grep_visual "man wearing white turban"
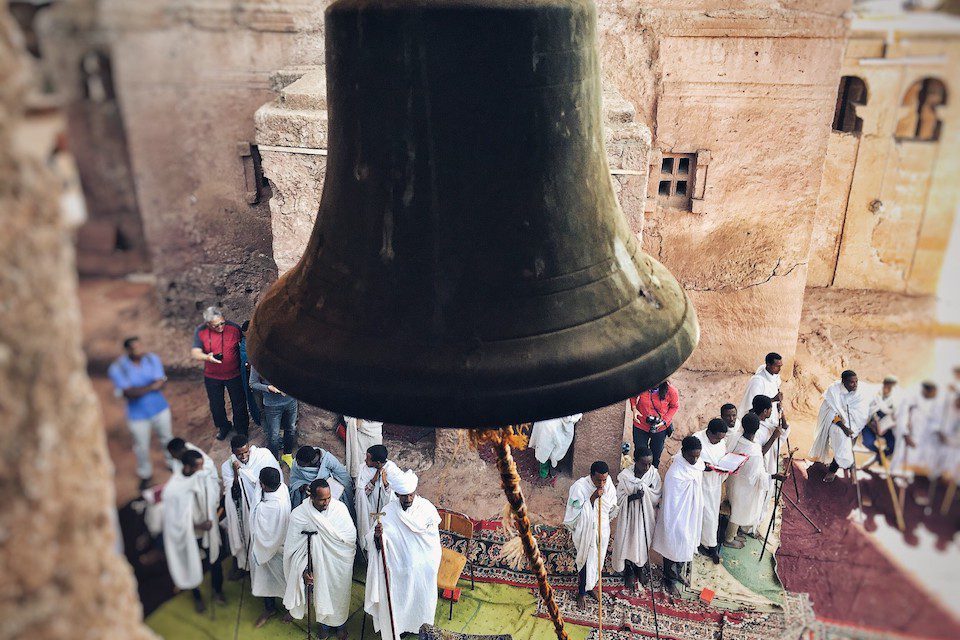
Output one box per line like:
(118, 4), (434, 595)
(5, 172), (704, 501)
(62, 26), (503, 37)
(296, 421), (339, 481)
(365, 469), (442, 637)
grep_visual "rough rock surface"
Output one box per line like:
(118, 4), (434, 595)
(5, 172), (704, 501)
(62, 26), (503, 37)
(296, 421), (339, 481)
(0, 10), (155, 639)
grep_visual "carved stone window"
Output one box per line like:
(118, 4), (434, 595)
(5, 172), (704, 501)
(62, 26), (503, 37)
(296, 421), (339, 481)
(657, 153), (696, 210)
(896, 78), (947, 142)
(832, 76), (867, 134)
(646, 149), (711, 214)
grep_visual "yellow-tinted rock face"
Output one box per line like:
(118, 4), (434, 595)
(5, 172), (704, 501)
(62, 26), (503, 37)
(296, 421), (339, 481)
(811, 13), (960, 296)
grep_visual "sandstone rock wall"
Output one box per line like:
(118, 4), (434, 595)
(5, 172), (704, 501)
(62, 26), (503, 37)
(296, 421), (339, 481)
(597, 0), (852, 374)
(96, 0), (335, 323)
(0, 9), (155, 639)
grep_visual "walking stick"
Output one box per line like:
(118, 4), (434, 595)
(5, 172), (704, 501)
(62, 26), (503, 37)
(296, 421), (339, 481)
(844, 403), (865, 522)
(782, 494), (821, 533)
(942, 480), (958, 516)
(197, 480), (216, 621)
(233, 483), (249, 640)
(638, 496), (660, 640)
(373, 512), (398, 640)
(362, 473), (385, 640)
(596, 493), (603, 640)
(874, 433), (906, 531)
(303, 530), (318, 640)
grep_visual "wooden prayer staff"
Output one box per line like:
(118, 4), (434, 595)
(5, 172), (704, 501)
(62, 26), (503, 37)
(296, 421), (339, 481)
(373, 510), (399, 640)
(638, 497), (661, 639)
(942, 480), (958, 516)
(875, 437), (906, 531)
(596, 495), (603, 640)
(844, 404), (865, 522)
(476, 427), (569, 640)
(303, 530), (318, 640)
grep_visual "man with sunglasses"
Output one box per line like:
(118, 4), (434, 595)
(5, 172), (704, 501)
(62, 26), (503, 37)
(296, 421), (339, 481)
(191, 306), (249, 440)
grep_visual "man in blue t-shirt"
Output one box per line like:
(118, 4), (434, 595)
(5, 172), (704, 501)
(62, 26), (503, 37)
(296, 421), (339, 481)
(108, 336), (173, 489)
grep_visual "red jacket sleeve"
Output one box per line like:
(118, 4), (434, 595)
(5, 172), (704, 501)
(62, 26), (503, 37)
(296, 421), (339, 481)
(661, 386), (680, 425)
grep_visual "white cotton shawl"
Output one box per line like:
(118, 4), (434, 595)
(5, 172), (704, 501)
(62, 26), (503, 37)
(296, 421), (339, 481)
(651, 452), (704, 563)
(221, 446), (281, 569)
(612, 466), (661, 571)
(694, 429), (727, 547)
(364, 496), (442, 636)
(562, 475), (619, 592)
(283, 500), (357, 626)
(809, 381), (869, 469)
(726, 437), (769, 527)
(162, 470), (220, 590)
(529, 414), (582, 466)
(345, 417), (384, 480)
(250, 483), (291, 598)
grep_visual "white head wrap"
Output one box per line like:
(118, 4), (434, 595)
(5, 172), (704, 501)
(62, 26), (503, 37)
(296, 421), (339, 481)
(392, 469), (419, 495)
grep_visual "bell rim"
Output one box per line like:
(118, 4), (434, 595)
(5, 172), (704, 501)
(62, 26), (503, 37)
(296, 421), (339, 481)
(248, 290), (698, 429)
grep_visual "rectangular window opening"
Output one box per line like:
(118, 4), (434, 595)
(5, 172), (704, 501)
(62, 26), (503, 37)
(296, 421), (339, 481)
(660, 157), (674, 174)
(658, 180), (671, 196)
(677, 157), (690, 174)
(676, 180), (687, 196)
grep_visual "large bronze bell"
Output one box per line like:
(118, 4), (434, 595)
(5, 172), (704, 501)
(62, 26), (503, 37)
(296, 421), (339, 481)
(248, 0), (698, 428)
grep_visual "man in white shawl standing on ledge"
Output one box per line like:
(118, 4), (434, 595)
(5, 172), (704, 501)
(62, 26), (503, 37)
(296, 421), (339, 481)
(612, 447), (661, 593)
(652, 437), (704, 595)
(529, 413), (583, 479)
(563, 460), (619, 610)
(162, 450), (225, 612)
(284, 478), (357, 640)
(222, 434), (281, 576)
(356, 444), (404, 553)
(250, 467), (291, 628)
(366, 469), (442, 638)
(345, 416), (384, 480)
(730, 352), (784, 450)
(809, 370), (869, 484)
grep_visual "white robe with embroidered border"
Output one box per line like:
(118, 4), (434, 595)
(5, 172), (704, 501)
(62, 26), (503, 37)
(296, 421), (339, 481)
(809, 381), (869, 469)
(529, 414), (583, 467)
(355, 460), (403, 552)
(364, 496), (442, 637)
(250, 484), (291, 598)
(563, 475), (619, 591)
(345, 417), (384, 480)
(694, 430), (727, 547)
(612, 466), (661, 571)
(651, 452), (704, 563)
(727, 437), (770, 527)
(283, 500), (357, 626)
(161, 469), (221, 590)
(221, 446), (281, 569)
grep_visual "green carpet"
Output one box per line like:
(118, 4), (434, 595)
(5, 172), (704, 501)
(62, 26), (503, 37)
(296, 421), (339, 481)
(146, 570), (592, 640)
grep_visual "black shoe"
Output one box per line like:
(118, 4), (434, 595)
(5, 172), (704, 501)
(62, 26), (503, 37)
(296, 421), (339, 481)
(138, 477), (153, 491)
(215, 427), (230, 441)
(228, 566), (246, 581)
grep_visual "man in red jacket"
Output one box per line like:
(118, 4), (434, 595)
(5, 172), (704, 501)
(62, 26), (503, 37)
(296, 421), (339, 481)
(629, 380), (680, 468)
(191, 306), (249, 440)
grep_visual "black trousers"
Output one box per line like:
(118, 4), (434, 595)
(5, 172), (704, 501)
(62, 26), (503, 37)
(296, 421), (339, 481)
(577, 566), (588, 596)
(633, 427), (669, 468)
(204, 375), (249, 436)
(263, 597), (276, 613)
(191, 554), (224, 599)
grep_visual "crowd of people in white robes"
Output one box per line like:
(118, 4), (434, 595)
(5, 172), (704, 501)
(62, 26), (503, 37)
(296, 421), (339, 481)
(147, 349), (960, 632)
(155, 419), (442, 637)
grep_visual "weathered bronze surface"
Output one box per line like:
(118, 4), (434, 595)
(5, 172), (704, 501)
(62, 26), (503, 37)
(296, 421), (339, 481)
(249, 0), (698, 428)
